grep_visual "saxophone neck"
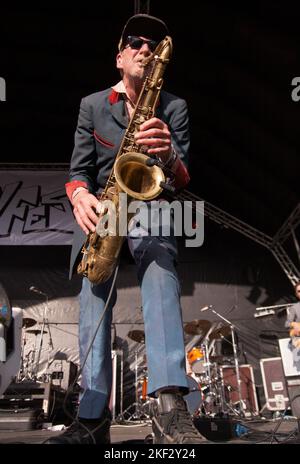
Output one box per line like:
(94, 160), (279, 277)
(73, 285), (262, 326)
(127, 36), (173, 128)
(142, 36), (173, 68)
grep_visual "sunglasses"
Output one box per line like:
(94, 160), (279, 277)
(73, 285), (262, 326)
(125, 35), (159, 52)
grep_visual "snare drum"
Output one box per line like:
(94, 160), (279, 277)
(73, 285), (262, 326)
(185, 375), (203, 415)
(187, 347), (205, 374)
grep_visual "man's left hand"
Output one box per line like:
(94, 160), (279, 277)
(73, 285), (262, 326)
(134, 117), (171, 162)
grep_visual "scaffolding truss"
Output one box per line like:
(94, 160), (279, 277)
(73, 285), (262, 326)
(179, 190), (300, 287)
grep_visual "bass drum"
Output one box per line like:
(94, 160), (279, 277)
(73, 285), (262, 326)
(185, 375), (203, 416)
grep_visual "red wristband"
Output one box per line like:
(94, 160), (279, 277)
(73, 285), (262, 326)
(65, 180), (88, 202)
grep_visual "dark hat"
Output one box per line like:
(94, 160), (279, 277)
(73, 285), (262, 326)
(118, 14), (169, 51)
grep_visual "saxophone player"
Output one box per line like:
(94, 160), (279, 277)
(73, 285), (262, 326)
(45, 14), (208, 444)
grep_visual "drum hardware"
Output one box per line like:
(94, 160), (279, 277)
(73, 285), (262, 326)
(209, 325), (231, 341)
(20, 329), (48, 381)
(184, 320), (211, 336)
(199, 340), (223, 415)
(117, 347), (152, 423)
(185, 319), (222, 414)
(209, 355), (226, 363)
(185, 374), (204, 416)
(26, 329), (48, 335)
(140, 374), (148, 402)
(201, 305), (245, 417)
(185, 372), (224, 417)
(27, 287), (54, 380)
(17, 320), (36, 381)
(22, 318), (37, 328)
(127, 329), (145, 344)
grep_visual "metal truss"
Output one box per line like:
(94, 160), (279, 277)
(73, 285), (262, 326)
(272, 203), (300, 245)
(178, 190), (300, 286)
(272, 203), (300, 270)
(270, 243), (300, 286)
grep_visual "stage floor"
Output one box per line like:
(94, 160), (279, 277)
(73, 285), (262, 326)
(0, 416), (299, 445)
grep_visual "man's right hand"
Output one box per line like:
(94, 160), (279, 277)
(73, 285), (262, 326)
(72, 190), (100, 235)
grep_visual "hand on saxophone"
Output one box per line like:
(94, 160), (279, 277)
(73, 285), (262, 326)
(72, 189), (100, 235)
(134, 117), (172, 162)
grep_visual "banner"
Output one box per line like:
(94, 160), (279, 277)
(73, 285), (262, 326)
(0, 170), (74, 245)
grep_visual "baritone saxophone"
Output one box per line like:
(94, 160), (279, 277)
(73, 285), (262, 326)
(77, 36), (173, 284)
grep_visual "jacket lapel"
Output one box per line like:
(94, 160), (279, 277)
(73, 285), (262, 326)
(110, 99), (128, 128)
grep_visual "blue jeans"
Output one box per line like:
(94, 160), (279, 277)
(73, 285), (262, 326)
(78, 232), (188, 419)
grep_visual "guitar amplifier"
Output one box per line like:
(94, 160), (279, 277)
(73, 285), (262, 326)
(48, 360), (78, 391)
(260, 357), (290, 411)
(220, 364), (259, 415)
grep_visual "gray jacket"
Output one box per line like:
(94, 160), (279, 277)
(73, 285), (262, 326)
(68, 87), (190, 277)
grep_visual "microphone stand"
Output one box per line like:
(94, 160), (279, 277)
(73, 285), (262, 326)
(204, 305), (245, 417)
(33, 291), (53, 380)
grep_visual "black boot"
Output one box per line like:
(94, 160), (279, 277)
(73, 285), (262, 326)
(43, 407), (111, 444)
(152, 392), (209, 444)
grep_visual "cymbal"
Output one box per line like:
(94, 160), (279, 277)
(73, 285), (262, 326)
(127, 330), (145, 344)
(22, 318), (36, 328)
(184, 320), (211, 335)
(209, 355), (225, 363)
(26, 329), (48, 335)
(209, 325), (231, 340)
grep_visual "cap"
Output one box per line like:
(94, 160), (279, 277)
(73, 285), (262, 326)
(118, 14), (169, 51)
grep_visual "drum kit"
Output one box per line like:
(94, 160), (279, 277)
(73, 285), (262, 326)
(121, 305), (246, 422)
(117, 329), (152, 421)
(17, 316), (52, 383)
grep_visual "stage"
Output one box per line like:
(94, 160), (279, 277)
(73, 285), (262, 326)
(0, 415), (299, 445)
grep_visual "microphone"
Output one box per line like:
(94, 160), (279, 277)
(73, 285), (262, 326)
(29, 286), (47, 297)
(200, 305), (213, 312)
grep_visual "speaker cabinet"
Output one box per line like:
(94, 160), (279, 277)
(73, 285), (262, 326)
(260, 357), (290, 411)
(49, 360), (78, 391)
(193, 416), (235, 441)
(220, 364), (259, 415)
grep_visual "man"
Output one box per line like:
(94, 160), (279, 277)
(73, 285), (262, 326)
(45, 14), (207, 445)
(286, 282), (300, 359)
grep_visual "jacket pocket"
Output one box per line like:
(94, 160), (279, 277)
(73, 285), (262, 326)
(93, 130), (115, 148)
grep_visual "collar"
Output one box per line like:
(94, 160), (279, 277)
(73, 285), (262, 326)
(112, 81), (127, 94)
(109, 81), (129, 105)
(110, 81), (136, 110)
(109, 80), (161, 109)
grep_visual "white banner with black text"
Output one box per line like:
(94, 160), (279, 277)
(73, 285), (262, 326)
(0, 170), (74, 245)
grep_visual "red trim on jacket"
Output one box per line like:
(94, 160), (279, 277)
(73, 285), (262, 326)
(109, 89), (120, 105)
(172, 158), (190, 190)
(93, 130), (115, 148)
(65, 180), (88, 202)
